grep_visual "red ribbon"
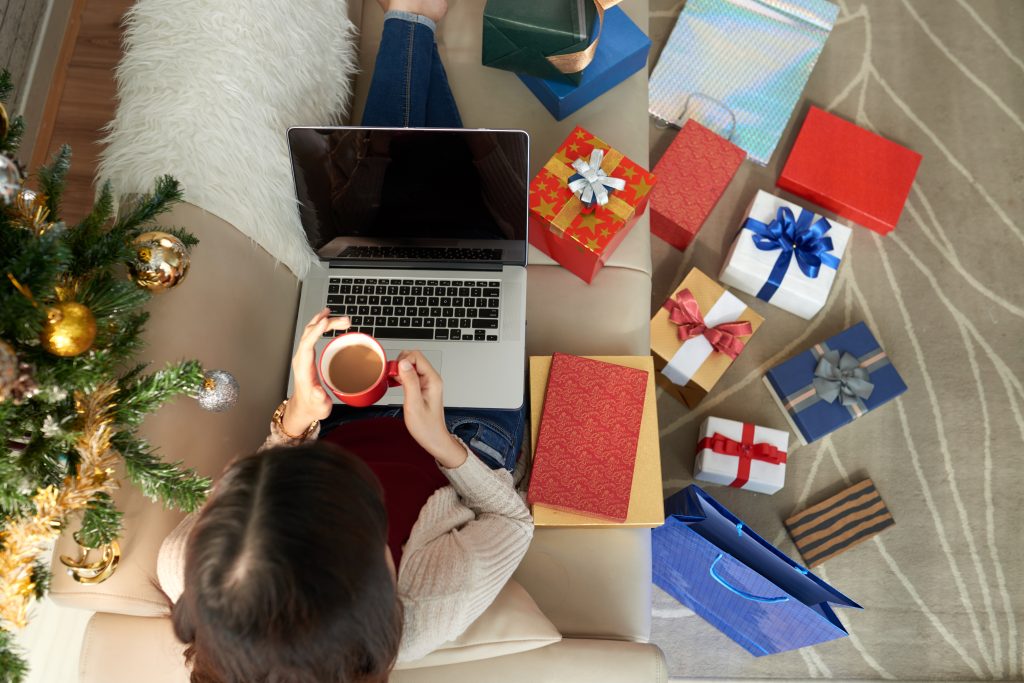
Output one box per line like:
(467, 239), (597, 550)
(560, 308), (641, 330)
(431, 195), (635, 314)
(697, 423), (787, 488)
(662, 289), (752, 360)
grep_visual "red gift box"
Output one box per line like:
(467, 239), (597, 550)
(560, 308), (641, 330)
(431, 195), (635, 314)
(777, 106), (922, 235)
(529, 126), (656, 283)
(527, 353), (649, 522)
(650, 120), (745, 251)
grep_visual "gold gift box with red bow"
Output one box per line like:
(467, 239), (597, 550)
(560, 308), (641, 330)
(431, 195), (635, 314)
(651, 268), (763, 408)
(529, 126), (656, 284)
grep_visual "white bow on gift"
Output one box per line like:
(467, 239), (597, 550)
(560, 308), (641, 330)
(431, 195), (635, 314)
(567, 149), (626, 208)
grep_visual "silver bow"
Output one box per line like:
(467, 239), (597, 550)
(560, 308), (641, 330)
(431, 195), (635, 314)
(812, 350), (874, 406)
(566, 149), (627, 207)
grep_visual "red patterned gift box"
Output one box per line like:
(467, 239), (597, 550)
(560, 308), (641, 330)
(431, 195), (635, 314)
(650, 120), (746, 251)
(529, 126), (656, 283)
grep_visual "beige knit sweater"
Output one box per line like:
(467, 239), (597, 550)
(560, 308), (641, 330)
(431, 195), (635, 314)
(157, 420), (534, 663)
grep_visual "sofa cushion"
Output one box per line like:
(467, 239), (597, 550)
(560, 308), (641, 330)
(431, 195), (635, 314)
(514, 527), (653, 642)
(396, 579), (561, 670)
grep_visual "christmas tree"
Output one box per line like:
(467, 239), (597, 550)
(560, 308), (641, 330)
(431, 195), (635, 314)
(0, 69), (214, 681)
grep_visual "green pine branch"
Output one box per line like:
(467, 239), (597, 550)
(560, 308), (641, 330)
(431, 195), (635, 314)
(0, 628), (28, 683)
(114, 360), (205, 427)
(76, 492), (124, 549)
(157, 225), (200, 251)
(30, 563), (51, 599)
(116, 436), (210, 512)
(36, 145), (72, 221)
(112, 175), (183, 235)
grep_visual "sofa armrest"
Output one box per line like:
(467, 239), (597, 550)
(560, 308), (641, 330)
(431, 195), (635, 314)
(80, 613), (666, 683)
(49, 203), (301, 615)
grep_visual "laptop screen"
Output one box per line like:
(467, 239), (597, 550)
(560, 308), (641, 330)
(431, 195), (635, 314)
(288, 127), (529, 265)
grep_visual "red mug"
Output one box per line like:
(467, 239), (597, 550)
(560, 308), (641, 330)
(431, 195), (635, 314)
(318, 332), (400, 407)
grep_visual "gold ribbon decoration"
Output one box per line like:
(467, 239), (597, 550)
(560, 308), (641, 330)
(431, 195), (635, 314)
(546, 0), (624, 75)
(60, 540), (121, 584)
(542, 148), (634, 235)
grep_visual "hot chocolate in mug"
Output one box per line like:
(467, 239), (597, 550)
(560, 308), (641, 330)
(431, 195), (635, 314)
(318, 333), (400, 407)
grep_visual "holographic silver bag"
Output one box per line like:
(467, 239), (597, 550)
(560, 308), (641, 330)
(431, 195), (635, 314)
(649, 0), (838, 166)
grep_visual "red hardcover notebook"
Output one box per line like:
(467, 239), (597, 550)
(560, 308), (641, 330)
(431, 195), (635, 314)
(527, 353), (648, 522)
(778, 106), (922, 235)
(650, 120), (746, 251)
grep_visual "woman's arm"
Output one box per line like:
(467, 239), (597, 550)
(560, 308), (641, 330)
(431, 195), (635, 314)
(396, 453), (533, 662)
(390, 351), (534, 661)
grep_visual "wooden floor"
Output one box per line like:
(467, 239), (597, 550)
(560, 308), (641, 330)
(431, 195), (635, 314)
(0, 0), (50, 106)
(35, 0), (133, 224)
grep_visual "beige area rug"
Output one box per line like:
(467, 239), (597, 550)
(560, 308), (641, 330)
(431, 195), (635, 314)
(645, 0), (1024, 680)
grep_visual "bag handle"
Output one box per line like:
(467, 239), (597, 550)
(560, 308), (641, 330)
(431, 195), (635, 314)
(709, 554), (790, 604)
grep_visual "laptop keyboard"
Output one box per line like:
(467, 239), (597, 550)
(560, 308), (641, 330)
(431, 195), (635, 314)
(323, 277), (501, 342)
(338, 246), (503, 261)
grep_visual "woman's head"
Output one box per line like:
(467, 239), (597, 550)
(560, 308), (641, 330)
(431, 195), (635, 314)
(172, 442), (401, 683)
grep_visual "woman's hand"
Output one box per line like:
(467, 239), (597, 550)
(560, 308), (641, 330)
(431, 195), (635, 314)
(396, 350), (467, 469)
(282, 308), (350, 436)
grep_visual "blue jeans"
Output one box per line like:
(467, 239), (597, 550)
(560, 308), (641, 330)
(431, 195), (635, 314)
(321, 404), (524, 472)
(334, 12), (523, 471)
(361, 11), (463, 128)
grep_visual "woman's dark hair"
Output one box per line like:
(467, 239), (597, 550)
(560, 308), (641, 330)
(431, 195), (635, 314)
(171, 441), (401, 683)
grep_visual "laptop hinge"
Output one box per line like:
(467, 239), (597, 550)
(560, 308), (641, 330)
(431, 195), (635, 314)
(327, 260), (506, 272)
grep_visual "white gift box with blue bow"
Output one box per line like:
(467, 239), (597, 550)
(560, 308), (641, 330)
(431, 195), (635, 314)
(719, 190), (851, 320)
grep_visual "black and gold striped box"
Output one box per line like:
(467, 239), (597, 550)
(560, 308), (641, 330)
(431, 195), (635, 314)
(785, 479), (894, 567)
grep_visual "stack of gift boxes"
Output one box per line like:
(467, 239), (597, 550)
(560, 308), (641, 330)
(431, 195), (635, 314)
(484, 0), (923, 658)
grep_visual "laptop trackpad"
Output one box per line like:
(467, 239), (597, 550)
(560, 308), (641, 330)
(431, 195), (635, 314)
(383, 348), (442, 373)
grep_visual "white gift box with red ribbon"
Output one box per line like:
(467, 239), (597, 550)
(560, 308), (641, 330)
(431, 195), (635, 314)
(694, 416), (790, 495)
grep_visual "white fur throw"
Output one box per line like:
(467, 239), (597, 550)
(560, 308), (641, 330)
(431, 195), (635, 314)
(98, 0), (359, 279)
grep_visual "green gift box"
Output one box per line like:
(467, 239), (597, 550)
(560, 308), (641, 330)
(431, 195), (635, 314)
(483, 0), (599, 85)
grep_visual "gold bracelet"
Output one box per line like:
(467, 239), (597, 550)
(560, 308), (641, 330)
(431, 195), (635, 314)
(272, 400), (318, 440)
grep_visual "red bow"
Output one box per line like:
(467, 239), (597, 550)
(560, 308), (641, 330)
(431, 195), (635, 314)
(662, 289), (752, 359)
(697, 423), (787, 488)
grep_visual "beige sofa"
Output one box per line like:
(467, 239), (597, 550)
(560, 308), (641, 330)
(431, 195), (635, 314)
(51, 2), (666, 681)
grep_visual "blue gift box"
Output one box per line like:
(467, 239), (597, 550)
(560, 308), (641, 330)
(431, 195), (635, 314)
(652, 485), (860, 656)
(764, 322), (908, 444)
(517, 7), (651, 121)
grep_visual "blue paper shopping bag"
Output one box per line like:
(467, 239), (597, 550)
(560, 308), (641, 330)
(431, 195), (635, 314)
(652, 485), (860, 655)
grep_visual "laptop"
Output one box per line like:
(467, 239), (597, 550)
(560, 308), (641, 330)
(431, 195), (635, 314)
(286, 127), (529, 409)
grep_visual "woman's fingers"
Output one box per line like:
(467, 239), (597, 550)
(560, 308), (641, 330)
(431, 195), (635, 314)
(398, 359), (422, 403)
(327, 316), (352, 332)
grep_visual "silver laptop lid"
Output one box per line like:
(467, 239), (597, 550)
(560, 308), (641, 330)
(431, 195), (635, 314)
(288, 127), (530, 268)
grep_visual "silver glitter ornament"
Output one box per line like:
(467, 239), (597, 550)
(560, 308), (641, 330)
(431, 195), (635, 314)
(1, 153), (22, 206)
(196, 370), (239, 412)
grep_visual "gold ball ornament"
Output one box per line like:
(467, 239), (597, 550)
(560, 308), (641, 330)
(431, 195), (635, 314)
(41, 302), (97, 357)
(0, 102), (8, 140)
(128, 231), (190, 292)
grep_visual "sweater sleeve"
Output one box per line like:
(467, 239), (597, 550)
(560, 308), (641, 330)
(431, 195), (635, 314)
(156, 417), (320, 603)
(396, 450), (534, 662)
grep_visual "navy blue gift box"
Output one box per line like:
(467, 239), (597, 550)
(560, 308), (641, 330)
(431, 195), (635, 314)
(763, 322), (908, 444)
(652, 485), (860, 656)
(517, 7), (651, 121)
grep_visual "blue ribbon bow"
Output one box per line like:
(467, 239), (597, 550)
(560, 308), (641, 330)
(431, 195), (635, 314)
(743, 206), (840, 302)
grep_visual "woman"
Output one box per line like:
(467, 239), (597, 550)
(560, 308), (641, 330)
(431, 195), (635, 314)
(158, 3), (533, 681)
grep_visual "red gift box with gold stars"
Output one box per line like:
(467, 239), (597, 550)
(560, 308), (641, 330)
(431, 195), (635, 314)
(529, 126), (656, 283)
